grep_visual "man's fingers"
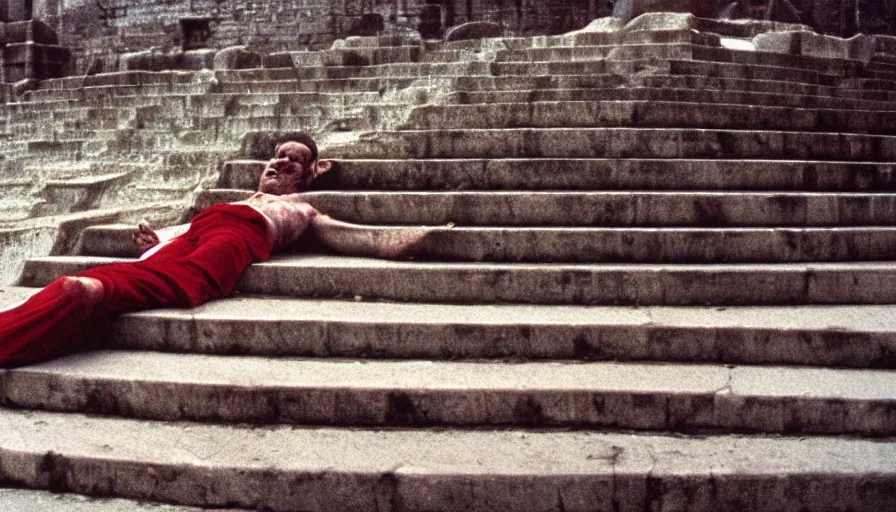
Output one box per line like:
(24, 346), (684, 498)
(133, 223), (160, 251)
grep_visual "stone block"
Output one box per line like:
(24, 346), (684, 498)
(753, 30), (874, 61)
(213, 46), (262, 70)
(612, 0), (700, 23)
(331, 36), (380, 49)
(622, 11), (697, 31)
(181, 49), (216, 70)
(1, 19), (58, 45)
(119, 49), (214, 72)
(262, 51), (295, 68)
(344, 13), (384, 37)
(567, 17), (624, 35)
(445, 22), (503, 42)
(287, 51), (324, 67)
(417, 4), (442, 39)
(871, 34), (896, 62)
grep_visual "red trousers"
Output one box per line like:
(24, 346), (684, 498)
(0, 204), (272, 367)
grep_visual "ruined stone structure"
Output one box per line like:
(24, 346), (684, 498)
(24, 0), (896, 75)
(1, 5), (896, 511)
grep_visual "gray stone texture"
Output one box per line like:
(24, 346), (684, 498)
(445, 21), (503, 42)
(1, 12), (896, 510)
(0, 409), (893, 511)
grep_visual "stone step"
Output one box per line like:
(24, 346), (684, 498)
(195, 114), (319, 133)
(486, 44), (872, 81)
(222, 158), (896, 192)
(92, 296), (896, 368)
(6, 351), (895, 436)
(459, 42), (708, 65)
(0, 489), (218, 511)
(692, 45), (896, 80)
(23, 55), (896, 103)
(494, 57), (820, 84)
(24, 139), (84, 157)
(0, 409), (891, 511)
(213, 71), (896, 100)
(401, 101), (896, 134)
(14, 69), (896, 112)
(20, 256), (896, 306)
(329, 128), (896, 161)
(31, 172), (134, 218)
(73, 223), (896, 263)
(46, 70), (198, 89)
(476, 71), (894, 99)
(3, 288), (889, 368)
(194, 190), (896, 227)
(208, 56), (816, 88)
(420, 28), (720, 60)
(277, 46), (878, 85)
(12, 81), (894, 124)
(442, 86), (896, 111)
(442, 33), (879, 79)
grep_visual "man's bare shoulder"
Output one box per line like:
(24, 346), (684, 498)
(237, 192), (307, 204)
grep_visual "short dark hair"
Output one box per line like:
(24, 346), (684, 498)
(274, 131), (318, 161)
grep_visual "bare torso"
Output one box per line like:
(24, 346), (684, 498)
(233, 192), (316, 251)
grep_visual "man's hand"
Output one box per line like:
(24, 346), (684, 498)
(133, 223), (160, 253)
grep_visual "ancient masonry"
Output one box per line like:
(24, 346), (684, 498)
(1, 10), (896, 511)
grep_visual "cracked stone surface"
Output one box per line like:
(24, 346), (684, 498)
(0, 409), (893, 511)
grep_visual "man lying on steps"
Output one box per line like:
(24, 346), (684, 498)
(0, 131), (438, 367)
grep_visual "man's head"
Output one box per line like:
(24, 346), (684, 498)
(258, 132), (332, 195)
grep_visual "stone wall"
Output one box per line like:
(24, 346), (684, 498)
(39, 0), (613, 74)
(46, 0), (348, 74)
(30, 0), (896, 78)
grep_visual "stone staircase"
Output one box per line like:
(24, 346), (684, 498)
(2, 14), (896, 510)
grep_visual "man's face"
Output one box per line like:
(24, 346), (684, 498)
(258, 141), (316, 195)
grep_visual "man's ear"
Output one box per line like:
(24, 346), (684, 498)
(313, 160), (333, 179)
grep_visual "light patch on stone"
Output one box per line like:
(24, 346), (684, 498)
(721, 37), (756, 51)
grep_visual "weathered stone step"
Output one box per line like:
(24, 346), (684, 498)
(419, 28), (719, 62)
(0, 409), (891, 511)
(493, 57), (820, 84)
(480, 71), (896, 99)
(72, 223), (896, 263)
(24, 83), (176, 103)
(221, 57), (820, 86)
(20, 256), (896, 306)
(435, 33), (875, 79)
(330, 128), (896, 161)
(222, 158), (896, 192)
(195, 114), (319, 132)
(692, 45), (896, 81)
(279, 46), (880, 86)
(459, 42), (708, 65)
(194, 190), (896, 227)
(442, 86), (896, 111)
(402, 101), (896, 134)
(93, 296), (896, 368)
(14, 78), (893, 121)
(15, 67), (896, 110)
(6, 351), (894, 435)
(486, 43), (876, 81)
(0, 489), (218, 511)
(31, 172), (133, 218)
(46, 70), (199, 89)
(212, 71), (896, 101)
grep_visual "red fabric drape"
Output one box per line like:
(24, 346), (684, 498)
(0, 204), (271, 367)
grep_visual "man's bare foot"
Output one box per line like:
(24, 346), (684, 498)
(133, 223), (160, 254)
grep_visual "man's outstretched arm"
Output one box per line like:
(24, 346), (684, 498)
(310, 214), (450, 260)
